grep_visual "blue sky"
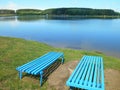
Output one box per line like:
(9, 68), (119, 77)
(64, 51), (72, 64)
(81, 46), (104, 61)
(0, 0), (120, 12)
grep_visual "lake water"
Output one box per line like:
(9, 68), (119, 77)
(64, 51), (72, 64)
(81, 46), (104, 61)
(0, 16), (120, 58)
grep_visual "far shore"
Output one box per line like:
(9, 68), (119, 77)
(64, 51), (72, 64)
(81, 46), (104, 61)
(0, 14), (120, 19)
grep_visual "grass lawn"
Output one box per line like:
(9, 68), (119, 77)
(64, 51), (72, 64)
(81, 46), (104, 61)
(0, 36), (120, 90)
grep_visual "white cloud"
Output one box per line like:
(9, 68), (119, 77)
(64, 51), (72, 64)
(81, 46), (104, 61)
(0, 1), (41, 10)
(0, 1), (18, 10)
(7, 2), (17, 9)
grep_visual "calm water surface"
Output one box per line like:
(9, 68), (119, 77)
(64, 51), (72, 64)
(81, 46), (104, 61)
(0, 16), (120, 58)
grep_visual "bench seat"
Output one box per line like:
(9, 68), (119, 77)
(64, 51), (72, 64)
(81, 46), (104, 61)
(16, 52), (64, 86)
(66, 55), (105, 90)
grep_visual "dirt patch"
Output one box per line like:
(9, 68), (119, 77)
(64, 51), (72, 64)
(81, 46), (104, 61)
(48, 60), (79, 90)
(105, 69), (120, 90)
(48, 61), (120, 90)
(22, 75), (39, 84)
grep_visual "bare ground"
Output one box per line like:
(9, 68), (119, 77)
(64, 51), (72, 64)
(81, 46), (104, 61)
(48, 61), (120, 90)
(105, 69), (120, 90)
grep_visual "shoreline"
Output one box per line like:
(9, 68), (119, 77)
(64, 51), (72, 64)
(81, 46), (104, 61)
(0, 36), (120, 59)
(0, 14), (120, 19)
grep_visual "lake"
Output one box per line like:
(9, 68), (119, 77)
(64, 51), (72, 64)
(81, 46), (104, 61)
(0, 16), (120, 58)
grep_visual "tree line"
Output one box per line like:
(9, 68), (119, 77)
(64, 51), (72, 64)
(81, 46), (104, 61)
(43, 8), (120, 16)
(0, 9), (15, 14)
(0, 8), (120, 16)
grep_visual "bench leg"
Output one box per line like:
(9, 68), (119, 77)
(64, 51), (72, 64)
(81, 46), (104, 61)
(70, 86), (73, 90)
(40, 71), (43, 86)
(19, 71), (22, 79)
(61, 57), (64, 64)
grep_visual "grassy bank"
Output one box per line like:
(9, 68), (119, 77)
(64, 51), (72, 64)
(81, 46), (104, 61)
(0, 36), (120, 90)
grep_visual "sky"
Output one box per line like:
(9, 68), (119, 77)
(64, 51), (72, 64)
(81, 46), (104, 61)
(0, 0), (120, 12)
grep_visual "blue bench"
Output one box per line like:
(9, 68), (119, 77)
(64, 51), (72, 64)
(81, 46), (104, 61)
(16, 52), (64, 86)
(66, 55), (105, 90)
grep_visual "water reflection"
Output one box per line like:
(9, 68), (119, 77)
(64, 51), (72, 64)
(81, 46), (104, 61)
(1, 15), (118, 22)
(0, 16), (17, 21)
(17, 15), (46, 21)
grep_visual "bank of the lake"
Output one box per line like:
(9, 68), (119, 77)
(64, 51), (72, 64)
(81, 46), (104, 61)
(0, 36), (120, 90)
(45, 15), (120, 19)
(1, 14), (120, 19)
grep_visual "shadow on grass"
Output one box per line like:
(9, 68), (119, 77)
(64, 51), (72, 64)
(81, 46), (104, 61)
(70, 87), (84, 90)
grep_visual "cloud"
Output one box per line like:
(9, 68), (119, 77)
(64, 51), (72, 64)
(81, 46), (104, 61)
(0, 1), (38, 10)
(0, 1), (18, 10)
(7, 2), (17, 9)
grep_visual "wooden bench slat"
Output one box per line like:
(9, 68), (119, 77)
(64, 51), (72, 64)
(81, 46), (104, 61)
(29, 53), (62, 74)
(18, 53), (59, 72)
(71, 57), (86, 83)
(101, 57), (105, 89)
(20, 53), (54, 72)
(16, 52), (54, 71)
(66, 55), (105, 90)
(25, 53), (60, 74)
(79, 56), (92, 85)
(68, 56), (87, 83)
(97, 57), (101, 88)
(88, 56), (96, 87)
(83, 56), (93, 86)
(35, 55), (63, 74)
(75, 56), (89, 84)
(32, 53), (63, 75)
(93, 56), (99, 88)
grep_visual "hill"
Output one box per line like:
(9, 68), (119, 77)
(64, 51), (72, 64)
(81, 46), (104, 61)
(0, 8), (120, 16)
(42, 8), (120, 16)
(16, 9), (42, 15)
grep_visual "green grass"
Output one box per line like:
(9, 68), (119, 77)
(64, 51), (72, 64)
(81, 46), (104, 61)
(0, 36), (120, 90)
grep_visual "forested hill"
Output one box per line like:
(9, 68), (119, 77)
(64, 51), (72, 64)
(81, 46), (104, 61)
(42, 8), (120, 15)
(0, 9), (15, 14)
(0, 8), (120, 16)
(16, 9), (42, 15)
